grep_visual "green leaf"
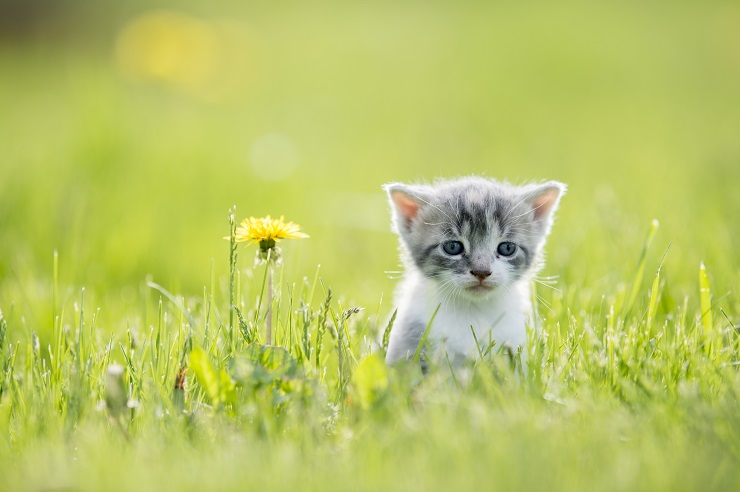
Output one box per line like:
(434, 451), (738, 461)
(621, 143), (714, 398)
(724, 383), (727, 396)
(219, 370), (237, 405)
(229, 344), (298, 386)
(189, 347), (220, 404)
(351, 353), (389, 410)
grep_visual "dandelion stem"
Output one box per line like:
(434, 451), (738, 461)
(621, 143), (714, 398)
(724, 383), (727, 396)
(266, 250), (273, 345)
(228, 208), (237, 353)
(229, 213), (307, 346)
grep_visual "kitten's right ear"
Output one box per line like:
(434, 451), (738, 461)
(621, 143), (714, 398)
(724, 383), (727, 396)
(384, 183), (429, 233)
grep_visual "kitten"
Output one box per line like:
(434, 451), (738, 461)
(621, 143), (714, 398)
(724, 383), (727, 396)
(384, 176), (565, 369)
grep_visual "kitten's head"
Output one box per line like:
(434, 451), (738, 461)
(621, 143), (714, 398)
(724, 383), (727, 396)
(385, 177), (565, 300)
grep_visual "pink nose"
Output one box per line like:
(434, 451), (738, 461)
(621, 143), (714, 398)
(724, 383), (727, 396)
(470, 270), (492, 281)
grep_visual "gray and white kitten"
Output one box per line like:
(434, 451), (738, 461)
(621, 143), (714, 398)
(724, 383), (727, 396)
(384, 176), (565, 368)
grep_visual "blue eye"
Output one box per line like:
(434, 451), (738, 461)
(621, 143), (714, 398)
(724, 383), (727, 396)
(497, 242), (517, 257)
(442, 241), (464, 256)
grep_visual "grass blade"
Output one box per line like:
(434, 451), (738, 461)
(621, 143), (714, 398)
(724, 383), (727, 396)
(412, 304), (441, 364)
(622, 219), (660, 324)
(699, 262), (713, 356)
(381, 309), (397, 355)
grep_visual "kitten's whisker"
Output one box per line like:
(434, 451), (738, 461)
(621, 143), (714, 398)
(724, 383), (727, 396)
(509, 234), (545, 241)
(506, 208), (534, 221)
(534, 293), (553, 312)
(507, 201), (549, 221)
(533, 275), (560, 285)
(433, 277), (460, 309)
(430, 277), (455, 300)
(454, 194), (462, 223)
(533, 278), (562, 294)
(408, 192), (452, 221)
(430, 286), (453, 314)
(502, 188), (541, 222)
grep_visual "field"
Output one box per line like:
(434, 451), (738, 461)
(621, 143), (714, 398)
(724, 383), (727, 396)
(1, 1), (740, 490)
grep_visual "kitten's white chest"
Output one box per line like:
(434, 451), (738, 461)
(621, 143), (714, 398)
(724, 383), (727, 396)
(432, 305), (519, 359)
(393, 272), (531, 363)
(429, 285), (529, 361)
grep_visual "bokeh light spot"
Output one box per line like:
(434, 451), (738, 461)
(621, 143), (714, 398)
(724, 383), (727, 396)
(115, 10), (256, 101)
(248, 134), (300, 181)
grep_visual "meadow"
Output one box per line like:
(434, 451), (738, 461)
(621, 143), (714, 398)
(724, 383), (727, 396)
(1, 1), (740, 490)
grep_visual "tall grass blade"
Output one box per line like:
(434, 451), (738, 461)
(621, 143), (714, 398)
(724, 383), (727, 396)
(699, 262), (713, 356)
(52, 250), (58, 334)
(0, 310), (5, 353)
(381, 309), (397, 355)
(412, 304), (441, 364)
(315, 288), (332, 369)
(647, 245), (670, 333)
(622, 219), (659, 324)
(146, 281), (196, 330)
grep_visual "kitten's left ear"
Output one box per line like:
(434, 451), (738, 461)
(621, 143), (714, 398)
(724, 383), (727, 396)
(384, 183), (430, 234)
(524, 181), (567, 230)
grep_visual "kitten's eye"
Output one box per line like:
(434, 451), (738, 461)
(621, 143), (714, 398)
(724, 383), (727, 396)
(497, 242), (517, 257)
(442, 241), (464, 256)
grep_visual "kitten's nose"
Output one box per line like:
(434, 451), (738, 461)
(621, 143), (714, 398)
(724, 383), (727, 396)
(470, 270), (492, 281)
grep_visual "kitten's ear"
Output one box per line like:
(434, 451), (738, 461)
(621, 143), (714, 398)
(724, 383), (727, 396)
(524, 181), (566, 229)
(384, 183), (429, 233)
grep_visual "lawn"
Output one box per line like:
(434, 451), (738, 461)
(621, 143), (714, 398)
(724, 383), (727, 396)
(1, 1), (740, 490)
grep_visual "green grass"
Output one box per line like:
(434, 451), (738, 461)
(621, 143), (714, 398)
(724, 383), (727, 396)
(2, 228), (740, 491)
(2, 0), (740, 490)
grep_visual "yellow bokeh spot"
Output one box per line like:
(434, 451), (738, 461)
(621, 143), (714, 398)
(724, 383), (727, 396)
(115, 10), (256, 100)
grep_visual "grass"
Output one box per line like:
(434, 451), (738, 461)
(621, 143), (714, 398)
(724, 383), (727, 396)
(1, 217), (740, 491)
(2, 0), (740, 490)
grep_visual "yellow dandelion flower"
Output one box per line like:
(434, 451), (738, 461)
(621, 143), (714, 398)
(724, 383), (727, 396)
(224, 214), (307, 343)
(234, 215), (308, 245)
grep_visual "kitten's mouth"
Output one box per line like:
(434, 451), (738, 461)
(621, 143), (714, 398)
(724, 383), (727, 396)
(466, 283), (495, 293)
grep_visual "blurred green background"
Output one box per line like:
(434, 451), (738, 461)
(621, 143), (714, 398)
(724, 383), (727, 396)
(1, 0), (739, 331)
